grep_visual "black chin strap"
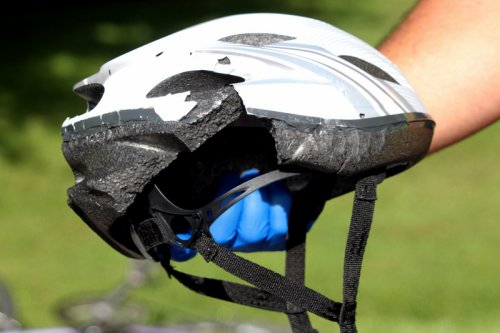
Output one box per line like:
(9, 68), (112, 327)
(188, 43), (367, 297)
(133, 171), (385, 333)
(339, 173), (385, 332)
(285, 193), (317, 333)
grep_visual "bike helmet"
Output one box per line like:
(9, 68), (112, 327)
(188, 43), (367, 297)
(62, 13), (434, 333)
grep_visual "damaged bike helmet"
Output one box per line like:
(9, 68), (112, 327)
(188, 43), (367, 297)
(62, 13), (434, 333)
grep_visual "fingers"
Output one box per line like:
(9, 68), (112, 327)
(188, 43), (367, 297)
(231, 189), (269, 251)
(209, 172), (243, 247)
(230, 169), (270, 251)
(230, 170), (291, 252)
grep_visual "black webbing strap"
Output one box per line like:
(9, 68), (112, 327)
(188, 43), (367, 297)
(285, 195), (318, 333)
(135, 171), (385, 333)
(159, 259), (292, 312)
(150, 197), (319, 333)
(340, 173), (385, 333)
(147, 232), (339, 324)
(193, 233), (342, 321)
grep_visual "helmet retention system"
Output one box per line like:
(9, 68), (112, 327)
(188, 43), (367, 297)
(133, 170), (386, 333)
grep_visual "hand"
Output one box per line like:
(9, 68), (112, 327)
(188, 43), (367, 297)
(169, 169), (293, 261)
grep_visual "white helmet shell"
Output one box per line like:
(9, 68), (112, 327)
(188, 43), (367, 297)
(63, 13), (428, 131)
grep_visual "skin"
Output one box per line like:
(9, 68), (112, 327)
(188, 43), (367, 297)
(378, 0), (500, 154)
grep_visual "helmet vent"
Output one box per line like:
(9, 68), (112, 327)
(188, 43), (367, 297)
(339, 55), (398, 84)
(146, 70), (244, 98)
(219, 33), (295, 46)
(74, 83), (105, 111)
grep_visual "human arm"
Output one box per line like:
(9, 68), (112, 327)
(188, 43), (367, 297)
(378, 0), (500, 154)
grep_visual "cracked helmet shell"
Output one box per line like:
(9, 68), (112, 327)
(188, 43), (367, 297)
(61, 13), (434, 258)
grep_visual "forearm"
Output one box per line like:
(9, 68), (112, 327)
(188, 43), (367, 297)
(378, 0), (500, 154)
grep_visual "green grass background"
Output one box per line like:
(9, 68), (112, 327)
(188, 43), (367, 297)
(1, 1), (499, 332)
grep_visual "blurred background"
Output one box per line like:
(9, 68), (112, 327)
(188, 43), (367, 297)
(0, 1), (499, 332)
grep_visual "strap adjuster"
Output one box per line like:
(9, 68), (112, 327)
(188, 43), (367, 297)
(355, 173), (385, 202)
